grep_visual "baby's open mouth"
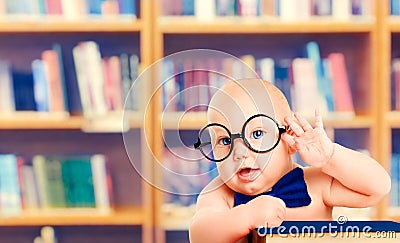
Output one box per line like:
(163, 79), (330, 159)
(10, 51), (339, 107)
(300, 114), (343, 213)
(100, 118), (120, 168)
(237, 167), (261, 181)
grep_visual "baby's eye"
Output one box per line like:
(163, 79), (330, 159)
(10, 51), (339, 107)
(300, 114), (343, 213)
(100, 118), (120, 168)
(252, 130), (264, 139)
(218, 137), (231, 145)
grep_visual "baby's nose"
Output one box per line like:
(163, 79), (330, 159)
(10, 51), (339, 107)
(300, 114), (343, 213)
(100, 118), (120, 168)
(233, 139), (249, 161)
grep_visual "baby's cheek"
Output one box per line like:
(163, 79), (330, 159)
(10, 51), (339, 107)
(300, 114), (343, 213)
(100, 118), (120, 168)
(216, 161), (238, 182)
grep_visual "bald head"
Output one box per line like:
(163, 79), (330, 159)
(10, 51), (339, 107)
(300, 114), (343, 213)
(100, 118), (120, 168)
(208, 79), (291, 129)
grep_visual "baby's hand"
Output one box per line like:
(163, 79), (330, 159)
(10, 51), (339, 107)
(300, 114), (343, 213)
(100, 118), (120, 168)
(245, 195), (286, 229)
(282, 110), (334, 168)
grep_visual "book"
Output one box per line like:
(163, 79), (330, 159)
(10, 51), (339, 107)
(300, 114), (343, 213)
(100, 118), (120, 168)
(32, 59), (50, 112)
(0, 60), (15, 113)
(61, 156), (96, 208)
(291, 58), (328, 118)
(304, 41), (334, 112)
(390, 153), (399, 207)
(91, 154), (112, 212)
(73, 41), (108, 118)
(33, 155), (66, 208)
(0, 154), (22, 216)
(117, 0), (136, 18)
(44, 0), (63, 15)
(327, 52), (355, 116)
(41, 49), (67, 113)
(392, 58), (400, 110)
(256, 57), (275, 84)
(332, 0), (352, 20)
(20, 164), (40, 210)
(274, 59), (292, 108)
(12, 71), (36, 111)
(195, 0), (216, 21)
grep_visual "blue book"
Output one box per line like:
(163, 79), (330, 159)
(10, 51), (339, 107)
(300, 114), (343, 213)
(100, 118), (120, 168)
(391, 154), (399, 207)
(52, 43), (69, 112)
(274, 59), (292, 108)
(118, 0), (136, 16)
(86, 0), (103, 15)
(32, 59), (50, 112)
(182, 0), (195, 15)
(12, 71), (36, 111)
(0, 154), (22, 216)
(304, 41), (334, 112)
(392, 0), (400, 15)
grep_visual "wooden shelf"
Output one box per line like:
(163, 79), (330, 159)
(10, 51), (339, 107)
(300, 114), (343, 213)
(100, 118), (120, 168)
(159, 204), (195, 231)
(386, 111), (400, 128)
(0, 207), (147, 226)
(158, 16), (375, 34)
(0, 18), (142, 32)
(161, 112), (374, 130)
(0, 111), (143, 130)
(389, 16), (400, 32)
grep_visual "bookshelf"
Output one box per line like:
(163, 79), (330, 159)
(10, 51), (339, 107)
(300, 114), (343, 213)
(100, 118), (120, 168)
(0, 1), (153, 243)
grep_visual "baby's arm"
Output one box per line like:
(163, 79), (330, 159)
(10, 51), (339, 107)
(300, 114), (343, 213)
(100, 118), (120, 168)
(283, 110), (391, 208)
(189, 177), (286, 243)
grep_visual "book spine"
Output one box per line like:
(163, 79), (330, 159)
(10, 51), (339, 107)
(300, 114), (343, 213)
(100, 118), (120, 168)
(0, 154), (22, 216)
(0, 60), (16, 112)
(327, 52), (355, 115)
(91, 154), (111, 212)
(32, 59), (50, 112)
(195, 0), (216, 21)
(42, 49), (66, 113)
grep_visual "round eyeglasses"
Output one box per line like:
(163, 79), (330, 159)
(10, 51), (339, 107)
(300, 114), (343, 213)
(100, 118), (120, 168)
(194, 114), (288, 162)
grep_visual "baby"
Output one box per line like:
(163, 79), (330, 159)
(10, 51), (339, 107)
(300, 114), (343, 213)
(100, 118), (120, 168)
(189, 78), (391, 243)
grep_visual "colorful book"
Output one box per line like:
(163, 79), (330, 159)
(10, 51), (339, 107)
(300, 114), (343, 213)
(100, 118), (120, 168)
(304, 41), (334, 112)
(61, 156), (95, 208)
(33, 155), (66, 208)
(392, 58), (400, 110)
(327, 52), (355, 116)
(91, 154), (112, 212)
(291, 58), (328, 117)
(42, 49), (67, 113)
(0, 154), (22, 216)
(32, 59), (50, 112)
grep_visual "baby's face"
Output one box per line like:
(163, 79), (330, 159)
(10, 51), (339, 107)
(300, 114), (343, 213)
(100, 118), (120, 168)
(207, 80), (293, 195)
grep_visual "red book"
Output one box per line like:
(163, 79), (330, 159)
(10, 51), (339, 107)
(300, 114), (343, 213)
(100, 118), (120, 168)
(41, 50), (66, 113)
(45, 0), (63, 15)
(327, 53), (355, 115)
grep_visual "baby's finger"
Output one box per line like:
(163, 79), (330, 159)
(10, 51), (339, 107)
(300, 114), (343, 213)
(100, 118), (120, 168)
(315, 109), (324, 129)
(284, 116), (304, 136)
(282, 133), (296, 148)
(294, 112), (313, 132)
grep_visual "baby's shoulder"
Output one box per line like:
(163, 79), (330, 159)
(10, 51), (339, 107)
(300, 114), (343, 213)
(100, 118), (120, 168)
(302, 166), (332, 188)
(197, 176), (234, 209)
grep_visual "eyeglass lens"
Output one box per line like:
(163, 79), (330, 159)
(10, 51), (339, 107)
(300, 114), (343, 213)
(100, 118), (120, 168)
(198, 116), (280, 161)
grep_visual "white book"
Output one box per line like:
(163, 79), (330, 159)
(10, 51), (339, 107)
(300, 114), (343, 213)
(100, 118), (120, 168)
(91, 154), (111, 213)
(73, 44), (92, 117)
(256, 58), (275, 84)
(291, 58), (328, 118)
(21, 165), (40, 210)
(195, 0), (216, 21)
(78, 41), (108, 118)
(0, 60), (15, 112)
(332, 0), (351, 20)
(239, 0), (258, 16)
(61, 0), (87, 20)
(279, 0), (297, 21)
(296, 0), (311, 20)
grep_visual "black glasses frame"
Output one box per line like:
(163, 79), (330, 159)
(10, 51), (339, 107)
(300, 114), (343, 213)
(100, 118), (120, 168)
(194, 114), (288, 162)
